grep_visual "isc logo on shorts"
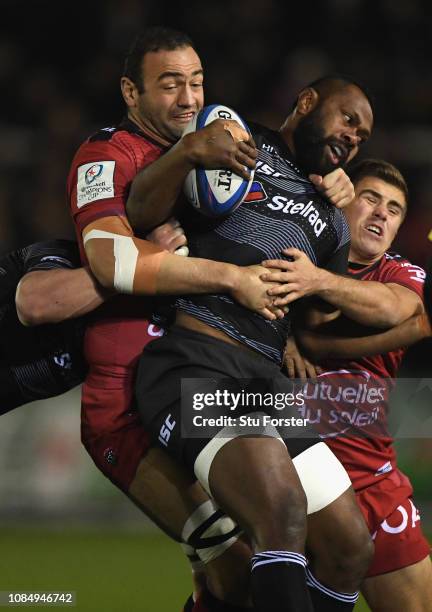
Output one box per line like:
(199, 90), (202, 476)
(158, 414), (176, 447)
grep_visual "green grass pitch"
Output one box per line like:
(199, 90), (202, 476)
(0, 528), (372, 611)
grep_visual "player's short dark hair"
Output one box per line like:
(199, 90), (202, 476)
(123, 26), (197, 92)
(348, 159), (409, 208)
(294, 74), (375, 115)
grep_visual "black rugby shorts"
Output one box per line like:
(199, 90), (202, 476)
(135, 325), (318, 471)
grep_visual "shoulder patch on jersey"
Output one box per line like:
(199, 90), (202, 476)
(77, 161), (115, 208)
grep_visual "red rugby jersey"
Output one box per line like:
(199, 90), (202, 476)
(315, 253), (426, 490)
(67, 119), (169, 367)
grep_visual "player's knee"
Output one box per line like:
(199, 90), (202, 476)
(253, 484), (308, 550)
(328, 518), (374, 586)
(344, 529), (374, 582)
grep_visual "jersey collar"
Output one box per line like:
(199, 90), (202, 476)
(118, 117), (172, 150)
(348, 257), (382, 278)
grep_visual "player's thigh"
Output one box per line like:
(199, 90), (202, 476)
(362, 555), (432, 612)
(82, 367), (210, 540)
(128, 446), (209, 540)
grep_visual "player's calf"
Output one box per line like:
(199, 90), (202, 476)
(362, 555), (432, 612)
(291, 443), (373, 611)
(307, 487), (374, 591)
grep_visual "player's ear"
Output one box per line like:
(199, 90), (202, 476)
(121, 76), (140, 108)
(296, 87), (319, 116)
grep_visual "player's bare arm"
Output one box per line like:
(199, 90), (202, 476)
(262, 247), (424, 328)
(16, 267), (109, 326)
(283, 335), (322, 380)
(297, 311), (432, 362)
(15, 218), (188, 327)
(83, 215), (284, 320)
(126, 119), (257, 232)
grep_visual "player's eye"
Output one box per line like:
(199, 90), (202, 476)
(388, 206), (400, 216)
(191, 81), (203, 89)
(343, 113), (353, 123)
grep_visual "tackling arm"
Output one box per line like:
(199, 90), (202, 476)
(83, 215), (284, 320)
(16, 267), (109, 326)
(297, 312), (431, 362)
(306, 273), (423, 328)
(263, 248), (424, 328)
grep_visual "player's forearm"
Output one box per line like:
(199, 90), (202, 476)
(84, 218), (282, 320)
(315, 270), (411, 328)
(155, 255), (239, 295)
(16, 268), (109, 326)
(298, 313), (431, 361)
(84, 228), (238, 297)
(126, 138), (194, 232)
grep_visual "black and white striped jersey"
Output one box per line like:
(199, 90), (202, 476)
(176, 123), (351, 364)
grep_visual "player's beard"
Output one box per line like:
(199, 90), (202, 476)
(293, 108), (347, 176)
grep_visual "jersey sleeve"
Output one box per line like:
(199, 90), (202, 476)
(381, 258), (426, 299)
(22, 240), (81, 273)
(67, 136), (138, 236)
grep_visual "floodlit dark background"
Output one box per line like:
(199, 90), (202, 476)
(1, 0), (432, 264)
(0, 1), (430, 610)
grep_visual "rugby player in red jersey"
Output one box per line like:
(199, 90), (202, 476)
(272, 159), (431, 611)
(66, 25), (293, 600)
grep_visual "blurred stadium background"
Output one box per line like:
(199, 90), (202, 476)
(1, 1), (430, 610)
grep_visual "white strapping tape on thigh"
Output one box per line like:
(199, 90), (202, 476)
(193, 412), (285, 496)
(83, 229), (138, 293)
(293, 441), (352, 514)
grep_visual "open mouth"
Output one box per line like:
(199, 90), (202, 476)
(327, 143), (348, 166)
(365, 224), (383, 237)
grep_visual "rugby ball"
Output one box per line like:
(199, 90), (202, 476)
(182, 104), (254, 217)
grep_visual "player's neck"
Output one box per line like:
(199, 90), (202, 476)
(349, 250), (382, 266)
(127, 113), (173, 148)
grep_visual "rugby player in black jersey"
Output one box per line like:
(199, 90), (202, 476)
(127, 76), (374, 612)
(0, 240), (104, 412)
